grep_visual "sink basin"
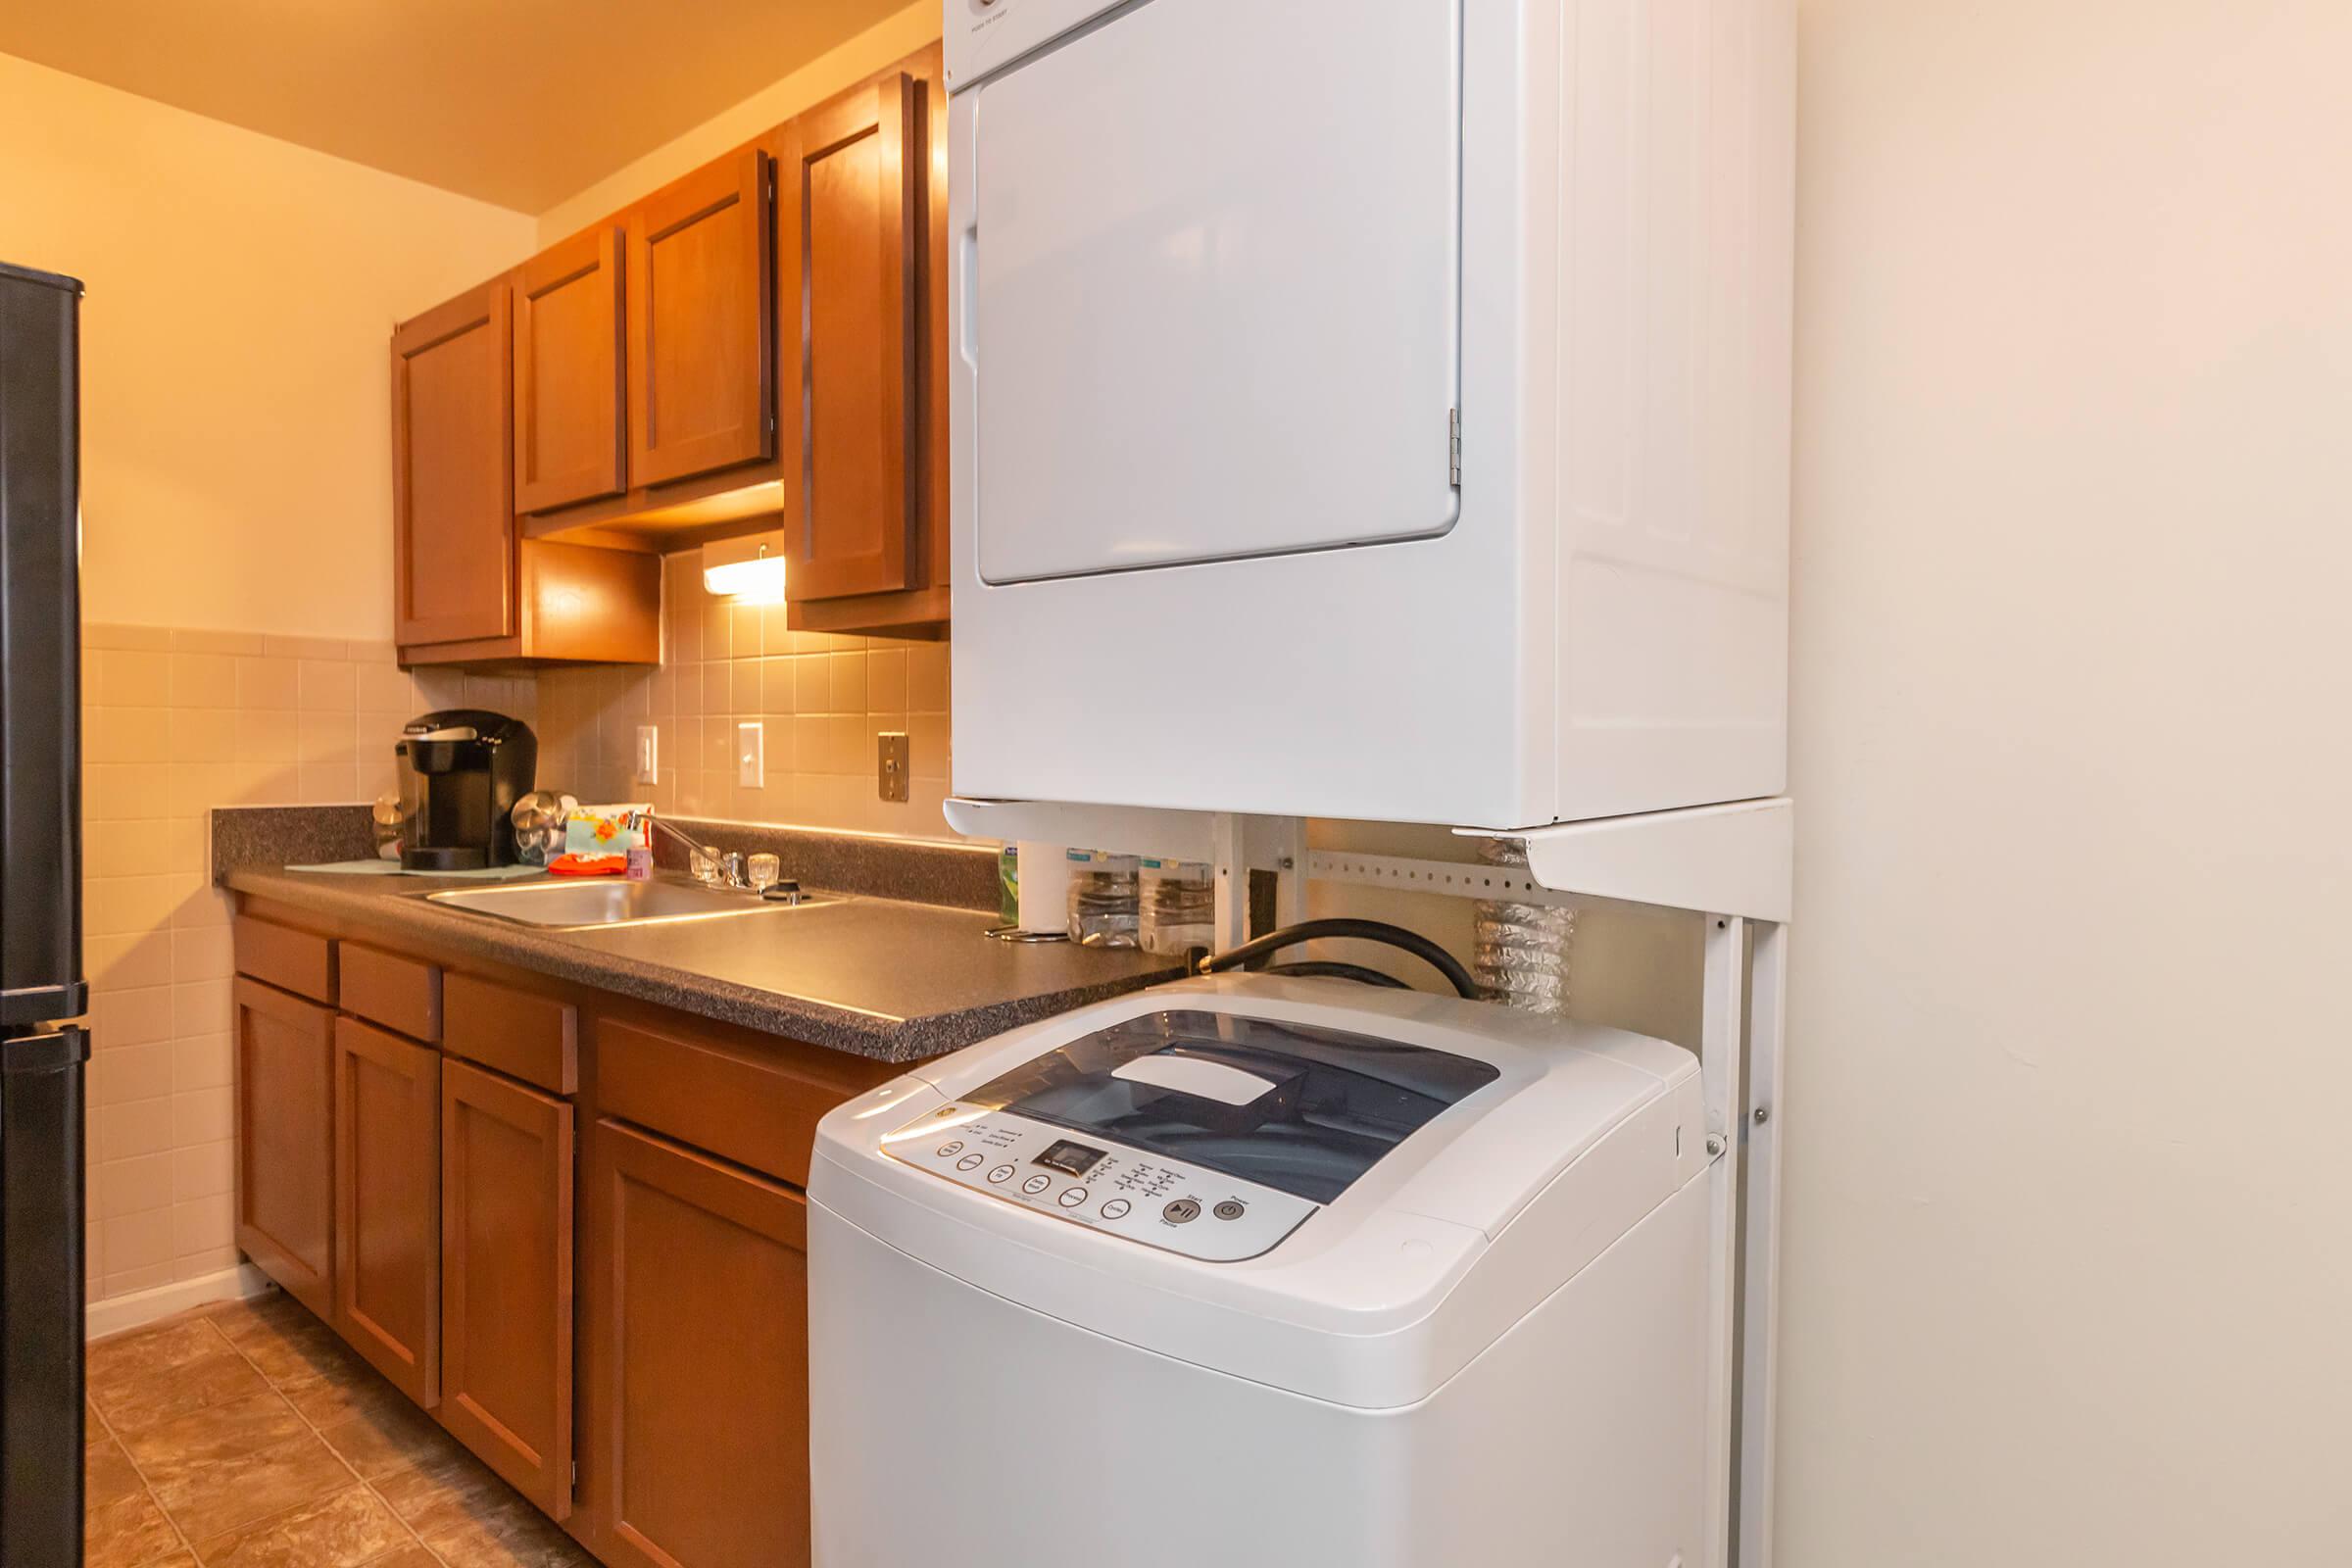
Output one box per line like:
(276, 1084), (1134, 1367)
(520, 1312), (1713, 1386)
(420, 876), (820, 929)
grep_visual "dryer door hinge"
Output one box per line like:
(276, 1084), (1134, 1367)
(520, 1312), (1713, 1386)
(1447, 408), (1462, 486)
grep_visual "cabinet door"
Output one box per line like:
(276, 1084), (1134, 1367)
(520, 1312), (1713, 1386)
(626, 149), (774, 488)
(440, 1059), (575, 1520)
(515, 226), (627, 514)
(585, 1118), (809, 1568)
(777, 74), (920, 602)
(392, 278), (515, 645)
(332, 1017), (440, 1406)
(233, 978), (334, 1320)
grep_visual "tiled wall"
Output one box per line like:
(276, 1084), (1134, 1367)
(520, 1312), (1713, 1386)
(79, 622), (532, 1302)
(534, 555), (955, 839)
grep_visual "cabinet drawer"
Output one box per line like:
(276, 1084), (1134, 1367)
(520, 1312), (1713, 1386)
(595, 1015), (885, 1188)
(233, 917), (337, 1004)
(341, 944), (443, 1043)
(444, 973), (577, 1096)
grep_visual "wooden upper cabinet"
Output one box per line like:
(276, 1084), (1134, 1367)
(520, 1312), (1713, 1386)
(233, 978), (336, 1321)
(777, 73), (922, 604)
(515, 226), (626, 514)
(333, 1017), (441, 1407)
(394, 279), (515, 647)
(626, 149), (775, 489)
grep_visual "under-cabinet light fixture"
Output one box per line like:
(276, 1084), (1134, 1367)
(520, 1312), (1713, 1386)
(703, 531), (788, 605)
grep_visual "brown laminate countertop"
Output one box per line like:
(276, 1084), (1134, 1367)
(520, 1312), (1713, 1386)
(225, 865), (1185, 1063)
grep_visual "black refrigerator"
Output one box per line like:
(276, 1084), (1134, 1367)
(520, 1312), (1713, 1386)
(0, 259), (90, 1565)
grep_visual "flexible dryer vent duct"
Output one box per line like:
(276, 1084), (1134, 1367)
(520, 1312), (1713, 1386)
(1472, 839), (1573, 1014)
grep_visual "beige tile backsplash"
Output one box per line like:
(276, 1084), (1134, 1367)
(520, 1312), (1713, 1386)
(532, 554), (956, 840)
(81, 562), (954, 1303)
(78, 622), (533, 1302)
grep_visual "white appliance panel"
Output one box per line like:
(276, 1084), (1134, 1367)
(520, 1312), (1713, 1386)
(948, 0), (1795, 829)
(809, 1177), (1709, 1567)
(881, 1103), (1319, 1262)
(969, 0), (1461, 583)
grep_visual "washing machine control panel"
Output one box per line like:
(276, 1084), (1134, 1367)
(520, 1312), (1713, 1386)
(882, 1103), (1318, 1262)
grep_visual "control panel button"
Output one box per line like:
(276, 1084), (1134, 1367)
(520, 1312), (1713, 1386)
(1057, 1187), (1089, 1207)
(956, 1154), (984, 1172)
(1021, 1174), (1053, 1196)
(1212, 1200), (1247, 1221)
(936, 1141), (964, 1157)
(987, 1164), (1015, 1184)
(1161, 1199), (1201, 1225)
(1100, 1200), (1131, 1220)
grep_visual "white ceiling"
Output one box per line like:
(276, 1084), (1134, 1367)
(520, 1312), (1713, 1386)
(0, 0), (910, 213)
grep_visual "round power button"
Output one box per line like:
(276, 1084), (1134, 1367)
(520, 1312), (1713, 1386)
(1212, 1200), (1247, 1222)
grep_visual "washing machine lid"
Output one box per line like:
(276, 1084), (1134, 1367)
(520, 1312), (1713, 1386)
(960, 1007), (1502, 1204)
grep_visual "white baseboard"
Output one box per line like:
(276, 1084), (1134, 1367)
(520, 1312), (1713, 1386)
(85, 1264), (272, 1342)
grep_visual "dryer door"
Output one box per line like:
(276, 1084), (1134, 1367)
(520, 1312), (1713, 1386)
(966, 0), (1462, 584)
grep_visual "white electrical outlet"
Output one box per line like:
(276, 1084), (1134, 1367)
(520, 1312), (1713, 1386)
(737, 720), (763, 788)
(635, 725), (659, 784)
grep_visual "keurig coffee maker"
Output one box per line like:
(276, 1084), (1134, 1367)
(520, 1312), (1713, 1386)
(395, 710), (537, 871)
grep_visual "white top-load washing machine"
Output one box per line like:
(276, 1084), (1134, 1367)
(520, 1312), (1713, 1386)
(809, 974), (1714, 1567)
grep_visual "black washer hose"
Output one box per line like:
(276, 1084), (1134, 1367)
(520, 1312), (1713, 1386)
(1259, 960), (1412, 990)
(1198, 918), (1480, 1000)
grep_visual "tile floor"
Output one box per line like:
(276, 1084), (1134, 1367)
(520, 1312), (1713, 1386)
(84, 1290), (591, 1567)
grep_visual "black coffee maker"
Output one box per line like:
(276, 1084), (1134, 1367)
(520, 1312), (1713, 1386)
(394, 710), (537, 871)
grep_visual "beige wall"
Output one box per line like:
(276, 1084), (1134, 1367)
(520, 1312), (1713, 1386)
(534, 0), (941, 244)
(0, 50), (533, 641)
(3, 49), (535, 1305)
(1776, 0), (2352, 1559)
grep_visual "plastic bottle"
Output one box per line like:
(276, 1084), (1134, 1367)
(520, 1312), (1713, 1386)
(1139, 858), (1214, 956)
(1065, 852), (1142, 948)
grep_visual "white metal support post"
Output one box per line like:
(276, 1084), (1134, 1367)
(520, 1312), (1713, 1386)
(1699, 914), (1748, 1568)
(1736, 918), (1788, 1568)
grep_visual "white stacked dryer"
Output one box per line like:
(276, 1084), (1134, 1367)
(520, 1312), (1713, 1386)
(809, 976), (1713, 1567)
(946, 0), (1795, 828)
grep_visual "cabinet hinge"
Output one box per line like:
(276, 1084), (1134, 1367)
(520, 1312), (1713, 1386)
(570, 1460), (579, 1487)
(1447, 408), (1462, 486)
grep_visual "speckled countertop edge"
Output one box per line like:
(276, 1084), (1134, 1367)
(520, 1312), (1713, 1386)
(223, 864), (1182, 1063)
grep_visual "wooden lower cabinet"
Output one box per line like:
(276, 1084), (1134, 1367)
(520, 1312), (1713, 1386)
(233, 900), (883, 1568)
(582, 1117), (812, 1568)
(439, 1058), (576, 1519)
(234, 978), (336, 1320)
(333, 1017), (441, 1405)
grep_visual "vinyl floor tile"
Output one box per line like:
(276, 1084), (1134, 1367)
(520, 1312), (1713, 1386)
(121, 1390), (310, 1477)
(86, 1431), (149, 1512)
(145, 1428), (355, 1543)
(84, 1489), (185, 1568)
(89, 1290), (596, 1568)
(186, 1483), (412, 1566)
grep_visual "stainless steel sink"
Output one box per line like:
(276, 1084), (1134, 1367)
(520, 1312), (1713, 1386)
(420, 875), (819, 930)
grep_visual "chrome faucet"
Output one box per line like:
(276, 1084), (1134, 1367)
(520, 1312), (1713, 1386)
(646, 817), (747, 889)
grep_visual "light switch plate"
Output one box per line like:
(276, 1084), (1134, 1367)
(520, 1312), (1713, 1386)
(737, 721), (764, 788)
(635, 725), (659, 785)
(877, 731), (909, 803)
